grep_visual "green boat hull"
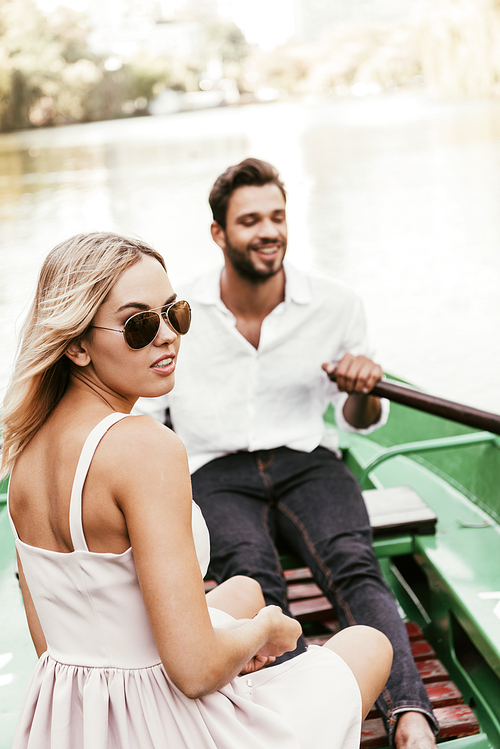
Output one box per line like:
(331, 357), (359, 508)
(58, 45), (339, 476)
(1, 386), (499, 748)
(325, 393), (500, 749)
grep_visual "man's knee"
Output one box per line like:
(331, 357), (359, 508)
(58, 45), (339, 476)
(317, 532), (377, 570)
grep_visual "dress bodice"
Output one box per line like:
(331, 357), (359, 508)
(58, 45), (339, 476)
(8, 413), (211, 669)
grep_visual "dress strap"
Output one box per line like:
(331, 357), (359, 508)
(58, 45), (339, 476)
(69, 413), (130, 551)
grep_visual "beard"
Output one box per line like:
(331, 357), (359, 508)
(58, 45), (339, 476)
(224, 236), (286, 283)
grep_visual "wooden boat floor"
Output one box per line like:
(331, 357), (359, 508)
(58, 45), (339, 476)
(204, 568), (481, 748)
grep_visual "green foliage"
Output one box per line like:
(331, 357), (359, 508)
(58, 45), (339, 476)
(124, 54), (176, 101)
(2, 0), (498, 132)
(0, 0), (176, 132)
(251, 2), (500, 99)
(254, 48), (310, 92)
(204, 20), (249, 66)
(420, 0), (500, 97)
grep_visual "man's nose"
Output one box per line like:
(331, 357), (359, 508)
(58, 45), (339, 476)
(258, 218), (280, 237)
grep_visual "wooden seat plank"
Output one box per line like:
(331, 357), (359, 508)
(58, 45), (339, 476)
(289, 595), (334, 621)
(365, 680), (464, 720)
(405, 622), (424, 641)
(287, 582), (322, 600)
(361, 705), (479, 749)
(416, 659), (449, 683)
(411, 640), (436, 661)
(361, 717), (388, 748)
(283, 567), (313, 582)
(434, 705), (480, 739)
(426, 681), (464, 708)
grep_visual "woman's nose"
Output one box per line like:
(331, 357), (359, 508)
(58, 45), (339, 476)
(154, 315), (178, 345)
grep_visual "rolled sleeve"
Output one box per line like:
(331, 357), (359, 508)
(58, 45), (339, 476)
(333, 394), (390, 435)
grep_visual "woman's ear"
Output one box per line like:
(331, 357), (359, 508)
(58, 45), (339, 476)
(64, 339), (91, 368)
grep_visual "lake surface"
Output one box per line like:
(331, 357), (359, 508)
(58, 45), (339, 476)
(1, 92), (499, 413)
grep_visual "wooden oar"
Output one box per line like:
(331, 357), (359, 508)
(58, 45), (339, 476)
(327, 373), (500, 436)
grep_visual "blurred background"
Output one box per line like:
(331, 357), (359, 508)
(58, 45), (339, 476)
(1, 0), (500, 412)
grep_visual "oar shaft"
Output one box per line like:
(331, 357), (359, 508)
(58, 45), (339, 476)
(328, 374), (500, 435)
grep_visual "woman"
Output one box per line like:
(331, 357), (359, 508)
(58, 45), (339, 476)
(1, 232), (392, 748)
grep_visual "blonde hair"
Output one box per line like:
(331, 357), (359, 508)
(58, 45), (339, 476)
(0, 232), (166, 479)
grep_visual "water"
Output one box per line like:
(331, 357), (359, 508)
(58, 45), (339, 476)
(1, 92), (500, 413)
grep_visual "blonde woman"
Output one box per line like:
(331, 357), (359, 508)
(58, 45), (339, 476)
(1, 232), (392, 749)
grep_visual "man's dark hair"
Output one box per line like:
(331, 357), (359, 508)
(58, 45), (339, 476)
(209, 158), (286, 229)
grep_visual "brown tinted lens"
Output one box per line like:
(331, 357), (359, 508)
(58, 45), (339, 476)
(124, 310), (160, 349)
(165, 300), (191, 335)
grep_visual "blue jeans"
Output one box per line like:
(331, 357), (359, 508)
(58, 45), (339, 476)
(192, 447), (438, 747)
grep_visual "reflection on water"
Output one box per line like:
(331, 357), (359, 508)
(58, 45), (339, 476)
(1, 93), (500, 413)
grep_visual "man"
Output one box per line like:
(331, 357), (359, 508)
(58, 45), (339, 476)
(138, 158), (438, 749)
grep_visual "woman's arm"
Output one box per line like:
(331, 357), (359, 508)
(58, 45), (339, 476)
(111, 417), (301, 698)
(17, 553), (47, 657)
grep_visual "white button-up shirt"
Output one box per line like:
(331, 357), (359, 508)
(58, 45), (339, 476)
(136, 263), (389, 474)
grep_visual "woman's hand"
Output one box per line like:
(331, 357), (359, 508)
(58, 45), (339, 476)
(239, 606), (301, 674)
(252, 605), (302, 658)
(213, 618), (277, 675)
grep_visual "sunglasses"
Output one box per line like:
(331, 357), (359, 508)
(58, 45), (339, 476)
(92, 300), (191, 350)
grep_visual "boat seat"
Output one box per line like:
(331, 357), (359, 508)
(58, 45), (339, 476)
(365, 485), (437, 559)
(363, 485), (437, 537)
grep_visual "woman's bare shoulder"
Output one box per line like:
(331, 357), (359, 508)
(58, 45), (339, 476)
(96, 415), (189, 497)
(105, 414), (187, 463)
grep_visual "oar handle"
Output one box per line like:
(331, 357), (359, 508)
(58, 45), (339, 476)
(328, 373), (500, 436)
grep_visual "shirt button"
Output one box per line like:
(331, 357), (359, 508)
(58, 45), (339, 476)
(246, 678), (254, 687)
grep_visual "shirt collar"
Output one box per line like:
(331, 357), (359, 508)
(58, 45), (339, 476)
(189, 261), (312, 307)
(189, 265), (224, 306)
(283, 262), (311, 305)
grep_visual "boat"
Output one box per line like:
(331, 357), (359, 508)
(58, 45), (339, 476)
(1, 377), (499, 749)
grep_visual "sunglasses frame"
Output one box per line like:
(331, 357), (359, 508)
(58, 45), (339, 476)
(91, 300), (191, 350)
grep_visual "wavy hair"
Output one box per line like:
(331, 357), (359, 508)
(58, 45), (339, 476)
(0, 232), (166, 479)
(209, 158), (286, 230)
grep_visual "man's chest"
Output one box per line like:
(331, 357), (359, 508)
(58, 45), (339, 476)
(233, 315), (265, 350)
(177, 313), (348, 402)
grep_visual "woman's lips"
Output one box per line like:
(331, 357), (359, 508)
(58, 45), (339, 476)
(150, 354), (176, 374)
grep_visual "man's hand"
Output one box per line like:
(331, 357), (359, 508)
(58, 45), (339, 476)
(322, 354), (383, 429)
(239, 654), (276, 675)
(322, 353), (382, 394)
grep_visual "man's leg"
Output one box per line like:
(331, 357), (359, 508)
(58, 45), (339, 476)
(191, 451), (307, 662)
(266, 447), (438, 748)
(191, 452), (284, 602)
